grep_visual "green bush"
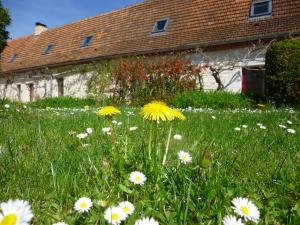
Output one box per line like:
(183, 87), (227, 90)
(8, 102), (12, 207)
(170, 90), (256, 109)
(27, 97), (97, 108)
(265, 39), (300, 104)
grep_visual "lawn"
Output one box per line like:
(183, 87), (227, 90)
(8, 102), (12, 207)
(0, 105), (299, 225)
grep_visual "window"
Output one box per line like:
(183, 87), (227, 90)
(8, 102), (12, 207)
(152, 19), (169, 34)
(57, 78), (64, 96)
(28, 83), (34, 102)
(81, 35), (93, 47)
(250, 0), (272, 17)
(9, 54), (17, 62)
(43, 44), (53, 55)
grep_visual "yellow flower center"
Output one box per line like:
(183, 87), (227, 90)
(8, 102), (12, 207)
(111, 213), (119, 221)
(240, 206), (250, 215)
(122, 206), (130, 213)
(182, 155), (188, 161)
(1, 213), (17, 225)
(80, 202), (87, 209)
(135, 176), (141, 182)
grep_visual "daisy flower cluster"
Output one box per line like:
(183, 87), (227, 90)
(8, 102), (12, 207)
(76, 127), (93, 139)
(223, 197), (260, 225)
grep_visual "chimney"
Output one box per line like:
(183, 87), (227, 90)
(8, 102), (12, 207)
(34, 22), (48, 35)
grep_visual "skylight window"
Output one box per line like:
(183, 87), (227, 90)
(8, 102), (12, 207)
(250, 0), (272, 18)
(81, 35), (93, 47)
(152, 19), (169, 34)
(9, 54), (17, 62)
(43, 44), (53, 55)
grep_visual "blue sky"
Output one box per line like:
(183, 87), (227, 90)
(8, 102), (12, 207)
(2, 0), (144, 39)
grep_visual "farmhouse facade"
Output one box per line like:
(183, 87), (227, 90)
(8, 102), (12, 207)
(0, 0), (300, 102)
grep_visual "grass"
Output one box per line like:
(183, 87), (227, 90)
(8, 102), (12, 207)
(0, 106), (299, 224)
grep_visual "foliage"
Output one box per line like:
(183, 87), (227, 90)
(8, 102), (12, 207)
(265, 39), (300, 104)
(27, 96), (97, 108)
(0, 0), (11, 54)
(0, 107), (298, 224)
(171, 90), (256, 109)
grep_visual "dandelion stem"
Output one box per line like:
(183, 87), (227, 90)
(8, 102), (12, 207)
(162, 124), (172, 165)
(148, 122), (153, 160)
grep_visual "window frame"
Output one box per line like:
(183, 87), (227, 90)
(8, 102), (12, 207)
(9, 54), (17, 63)
(250, 0), (272, 18)
(43, 44), (54, 55)
(81, 35), (94, 47)
(151, 18), (169, 34)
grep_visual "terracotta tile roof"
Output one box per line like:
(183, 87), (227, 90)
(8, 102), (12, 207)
(1, 0), (300, 73)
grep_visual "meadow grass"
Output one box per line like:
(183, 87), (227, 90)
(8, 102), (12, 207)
(0, 107), (299, 224)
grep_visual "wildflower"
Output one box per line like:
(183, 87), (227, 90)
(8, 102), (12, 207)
(22, 105), (27, 109)
(84, 105), (90, 110)
(102, 127), (111, 133)
(129, 171), (147, 185)
(287, 120), (293, 124)
(117, 122), (123, 126)
(74, 197), (93, 213)
(4, 104), (10, 109)
(211, 115), (216, 119)
(178, 151), (192, 164)
(172, 109), (186, 120)
(173, 134), (182, 140)
(232, 197), (260, 223)
(222, 215), (244, 225)
(259, 126), (266, 129)
(256, 123), (262, 126)
(140, 101), (174, 122)
(86, 128), (93, 134)
(129, 126), (138, 131)
(76, 133), (88, 139)
(287, 128), (296, 134)
(134, 217), (159, 225)
(82, 144), (89, 148)
(242, 125), (248, 129)
(98, 106), (121, 117)
(104, 206), (126, 225)
(53, 222), (68, 225)
(0, 199), (33, 225)
(234, 127), (241, 132)
(278, 124), (287, 128)
(98, 199), (108, 208)
(118, 201), (134, 216)
(112, 120), (118, 124)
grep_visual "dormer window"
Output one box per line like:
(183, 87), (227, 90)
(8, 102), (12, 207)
(152, 19), (169, 34)
(9, 54), (17, 62)
(81, 35), (93, 47)
(43, 44), (53, 55)
(250, 0), (272, 18)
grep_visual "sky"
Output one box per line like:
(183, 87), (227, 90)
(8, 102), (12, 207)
(2, 0), (144, 39)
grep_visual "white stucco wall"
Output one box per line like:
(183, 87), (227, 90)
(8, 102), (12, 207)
(0, 45), (266, 102)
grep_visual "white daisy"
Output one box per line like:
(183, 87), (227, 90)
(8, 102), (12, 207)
(104, 206), (127, 225)
(76, 133), (88, 139)
(211, 115), (216, 119)
(86, 128), (93, 134)
(287, 128), (296, 134)
(22, 105), (27, 109)
(242, 125), (248, 129)
(178, 151), (192, 164)
(112, 120), (118, 124)
(53, 222), (68, 225)
(4, 104), (10, 109)
(82, 144), (89, 148)
(278, 124), (287, 129)
(129, 126), (138, 131)
(134, 217), (159, 225)
(287, 120), (293, 124)
(74, 197), (93, 213)
(256, 123), (262, 126)
(259, 125), (266, 129)
(118, 201), (134, 216)
(102, 127), (111, 133)
(117, 122), (123, 126)
(129, 171), (147, 185)
(0, 199), (34, 225)
(173, 134), (182, 140)
(234, 127), (241, 132)
(223, 215), (244, 225)
(232, 197), (260, 223)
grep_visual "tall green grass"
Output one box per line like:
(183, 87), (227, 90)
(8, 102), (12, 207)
(0, 108), (299, 224)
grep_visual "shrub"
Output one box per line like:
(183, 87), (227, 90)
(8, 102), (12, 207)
(265, 39), (300, 104)
(170, 90), (256, 109)
(27, 97), (97, 108)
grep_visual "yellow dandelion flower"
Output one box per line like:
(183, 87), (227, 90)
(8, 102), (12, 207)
(98, 106), (121, 117)
(172, 109), (186, 121)
(140, 101), (175, 122)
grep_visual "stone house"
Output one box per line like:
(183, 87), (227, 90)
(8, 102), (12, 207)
(0, 0), (299, 102)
